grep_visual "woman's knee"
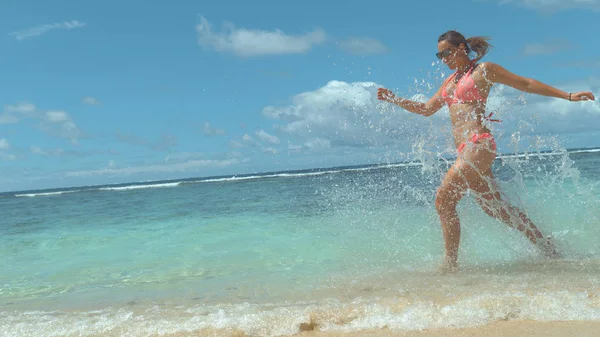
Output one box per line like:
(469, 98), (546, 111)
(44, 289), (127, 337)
(435, 185), (460, 215)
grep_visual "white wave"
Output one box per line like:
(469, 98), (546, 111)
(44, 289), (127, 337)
(497, 147), (600, 160)
(2, 290), (599, 337)
(197, 163), (422, 184)
(15, 190), (81, 197)
(569, 148), (600, 154)
(98, 182), (181, 191)
(498, 151), (568, 160)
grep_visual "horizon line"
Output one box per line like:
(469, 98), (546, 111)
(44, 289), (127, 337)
(1, 145), (598, 195)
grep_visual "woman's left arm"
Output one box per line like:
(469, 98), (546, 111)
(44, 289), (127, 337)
(482, 62), (595, 102)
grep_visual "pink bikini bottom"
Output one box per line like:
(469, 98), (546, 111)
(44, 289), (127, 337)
(457, 133), (497, 153)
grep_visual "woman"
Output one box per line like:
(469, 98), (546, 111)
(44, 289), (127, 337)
(377, 30), (595, 272)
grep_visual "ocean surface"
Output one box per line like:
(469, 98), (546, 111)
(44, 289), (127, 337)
(2, 148), (600, 336)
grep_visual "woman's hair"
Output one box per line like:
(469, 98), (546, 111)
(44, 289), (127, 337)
(438, 30), (493, 61)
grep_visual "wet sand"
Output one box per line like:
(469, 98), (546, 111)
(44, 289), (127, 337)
(297, 320), (600, 337)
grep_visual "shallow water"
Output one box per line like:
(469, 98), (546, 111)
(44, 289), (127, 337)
(1, 149), (600, 336)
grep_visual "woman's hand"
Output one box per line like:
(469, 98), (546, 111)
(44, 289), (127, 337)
(569, 91), (595, 102)
(377, 88), (396, 103)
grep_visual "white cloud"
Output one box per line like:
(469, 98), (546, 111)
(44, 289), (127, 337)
(229, 140), (244, 148)
(261, 77), (600, 155)
(30, 146), (46, 155)
(196, 15), (326, 57)
(0, 138), (14, 162)
(497, 0), (600, 11)
(203, 122), (225, 136)
(262, 147), (278, 155)
(5, 102), (36, 114)
(239, 133), (262, 148)
(227, 130), (284, 156)
(287, 144), (303, 154)
(262, 80), (450, 153)
(522, 40), (571, 55)
(164, 151), (205, 164)
(2, 102), (83, 143)
(338, 37), (389, 55)
(255, 129), (280, 145)
(495, 77), (600, 136)
(46, 110), (69, 122)
(1, 154), (17, 161)
(1, 102), (35, 123)
(0, 113), (18, 124)
(82, 96), (101, 105)
(304, 138), (331, 151)
(5, 102), (36, 115)
(10, 20), (85, 40)
(65, 158), (240, 177)
(115, 131), (178, 152)
(41, 110), (82, 143)
(29, 146), (118, 157)
(558, 58), (600, 69)
(0, 138), (10, 150)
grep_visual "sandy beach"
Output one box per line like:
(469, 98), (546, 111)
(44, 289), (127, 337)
(146, 320), (600, 336)
(297, 320), (600, 337)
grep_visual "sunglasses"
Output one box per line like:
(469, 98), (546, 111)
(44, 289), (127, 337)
(436, 48), (452, 60)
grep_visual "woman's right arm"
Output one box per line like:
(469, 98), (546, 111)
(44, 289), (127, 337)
(377, 85), (445, 117)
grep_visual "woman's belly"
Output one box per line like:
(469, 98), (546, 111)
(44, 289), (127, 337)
(449, 105), (492, 148)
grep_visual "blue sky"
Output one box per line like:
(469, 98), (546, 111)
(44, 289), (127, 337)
(0, 0), (599, 192)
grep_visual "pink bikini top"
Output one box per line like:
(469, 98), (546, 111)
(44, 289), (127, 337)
(441, 61), (486, 106)
(441, 61), (500, 122)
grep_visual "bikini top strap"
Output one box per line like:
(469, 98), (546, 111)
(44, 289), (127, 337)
(441, 72), (456, 89)
(466, 60), (477, 76)
(442, 61), (476, 93)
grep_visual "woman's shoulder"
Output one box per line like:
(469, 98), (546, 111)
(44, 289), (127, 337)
(474, 61), (500, 80)
(475, 61), (493, 70)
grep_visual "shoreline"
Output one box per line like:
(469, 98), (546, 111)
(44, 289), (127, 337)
(296, 320), (600, 337)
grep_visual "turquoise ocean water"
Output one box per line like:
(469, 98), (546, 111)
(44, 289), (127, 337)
(2, 148), (600, 336)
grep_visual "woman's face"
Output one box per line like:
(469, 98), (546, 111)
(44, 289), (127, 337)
(437, 40), (461, 70)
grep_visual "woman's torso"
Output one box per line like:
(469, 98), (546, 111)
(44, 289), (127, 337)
(442, 62), (495, 149)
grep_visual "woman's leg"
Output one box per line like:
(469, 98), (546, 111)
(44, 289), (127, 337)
(473, 174), (559, 258)
(435, 138), (497, 272)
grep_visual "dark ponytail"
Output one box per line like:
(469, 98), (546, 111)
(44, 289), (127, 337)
(438, 30), (493, 62)
(466, 36), (492, 61)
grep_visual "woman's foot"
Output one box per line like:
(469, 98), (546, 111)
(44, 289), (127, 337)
(539, 236), (562, 259)
(439, 257), (459, 274)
